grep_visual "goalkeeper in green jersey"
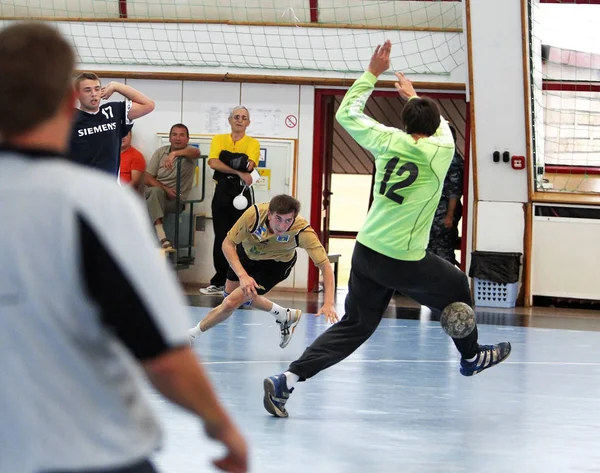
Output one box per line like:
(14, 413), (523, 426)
(263, 40), (511, 418)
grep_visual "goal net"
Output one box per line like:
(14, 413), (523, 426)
(0, 1), (465, 83)
(529, 0), (600, 195)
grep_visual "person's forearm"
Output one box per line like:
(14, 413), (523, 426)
(110, 82), (155, 120)
(209, 158), (247, 176)
(174, 146), (200, 161)
(144, 347), (235, 429)
(145, 172), (167, 189)
(222, 238), (248, 278)
(335, 72), (400, 155)
(446, 197), (459, 220)
(318, 261), (335, 306)
(111, 82), (153, 107)
(130, 171), (144, 192)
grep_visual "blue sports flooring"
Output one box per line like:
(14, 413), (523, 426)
(150, 307), (600, 473)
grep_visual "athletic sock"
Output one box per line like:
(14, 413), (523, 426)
(188, 324), (201, 338)
(284, 371), (299, 390)
(269, 302), (288, 323)
(155, 223), (167, 242)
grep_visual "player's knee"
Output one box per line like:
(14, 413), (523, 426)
(146, 186), (162, 199)
(222, 294), (242, 311)
(246, 292), (258, 304)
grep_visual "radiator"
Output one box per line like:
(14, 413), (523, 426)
(532, 204), (600, 300)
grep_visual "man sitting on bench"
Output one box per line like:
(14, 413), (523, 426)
(145, 123), (200, 250)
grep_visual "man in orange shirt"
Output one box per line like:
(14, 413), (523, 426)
(119, 128), (146, 193)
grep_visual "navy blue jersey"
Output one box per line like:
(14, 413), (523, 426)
(67, 100), (132, 176)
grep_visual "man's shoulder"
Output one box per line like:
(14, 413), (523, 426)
(100, 100), (125, 109)
(256, 202), (270, 212)
(211, 133), (228, 143)
(153, 144), (170, 155)
(59, 163), (140, 215)
(250, 203), (269, 226)
(245, 135), (260, 146)
(72, 108), (93, 125)
(36, 159), (122, 197)
(452, 152), (464, 165)
(209, 134), (228, 149)
(291, 215), (311, 232)
(131, 147), (145, 160)
(122, 146), (145, 162)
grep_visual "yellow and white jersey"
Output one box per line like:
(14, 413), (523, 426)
(227, 202), (329, 266)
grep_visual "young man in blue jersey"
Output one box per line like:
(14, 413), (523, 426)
(67, 72), (155, 176)
(263, 40), (511, 418)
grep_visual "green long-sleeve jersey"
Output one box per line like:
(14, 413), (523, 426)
(335, 71), (455, 261)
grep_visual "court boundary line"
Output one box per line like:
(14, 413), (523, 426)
(201, 359), (600, 366)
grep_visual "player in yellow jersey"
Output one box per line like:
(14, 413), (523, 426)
(189, 194), (339, 348)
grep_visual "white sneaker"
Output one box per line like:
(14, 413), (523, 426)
(278, 309), (302, 349)
(199, 285), (224, 295)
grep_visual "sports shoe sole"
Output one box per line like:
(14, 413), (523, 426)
(199, 289), (223, 295)
(263, 378), (289, 418)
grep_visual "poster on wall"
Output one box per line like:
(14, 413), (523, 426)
(248, 109), (283, 137)
(254, 168), (271, 191)
(205, 106), (232, 134)
(259, 148), (267, 167)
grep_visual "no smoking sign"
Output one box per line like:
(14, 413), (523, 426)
(285, 115), (297, 128)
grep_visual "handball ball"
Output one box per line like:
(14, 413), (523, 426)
(440, 302), (476, 339)
(233, 195), (248, 210)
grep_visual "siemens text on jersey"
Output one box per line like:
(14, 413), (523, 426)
(77, 122), (117, 137)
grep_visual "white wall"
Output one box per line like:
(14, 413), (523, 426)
(468, 0), (528, 261)
(476, 202), (525, 253)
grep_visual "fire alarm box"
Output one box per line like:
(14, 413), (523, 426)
(511, 155), (525, 170)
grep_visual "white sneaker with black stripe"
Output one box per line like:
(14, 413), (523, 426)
(277, 309), (302, 349)
(199, 285), (224, 295)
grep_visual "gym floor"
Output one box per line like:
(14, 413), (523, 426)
(149, 287), (600, 473)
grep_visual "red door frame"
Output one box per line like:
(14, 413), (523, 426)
(308, 88), (470, 291)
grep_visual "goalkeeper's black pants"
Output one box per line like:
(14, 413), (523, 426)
(289, 242), (480, 381)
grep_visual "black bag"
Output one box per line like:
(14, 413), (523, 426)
(213, 150), (250, 197)
(468, 251), (522, 284)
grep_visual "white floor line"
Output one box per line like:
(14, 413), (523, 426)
(201, 359), (600, 366)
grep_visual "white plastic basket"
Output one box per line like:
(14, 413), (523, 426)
(474, 278), (519, 308)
